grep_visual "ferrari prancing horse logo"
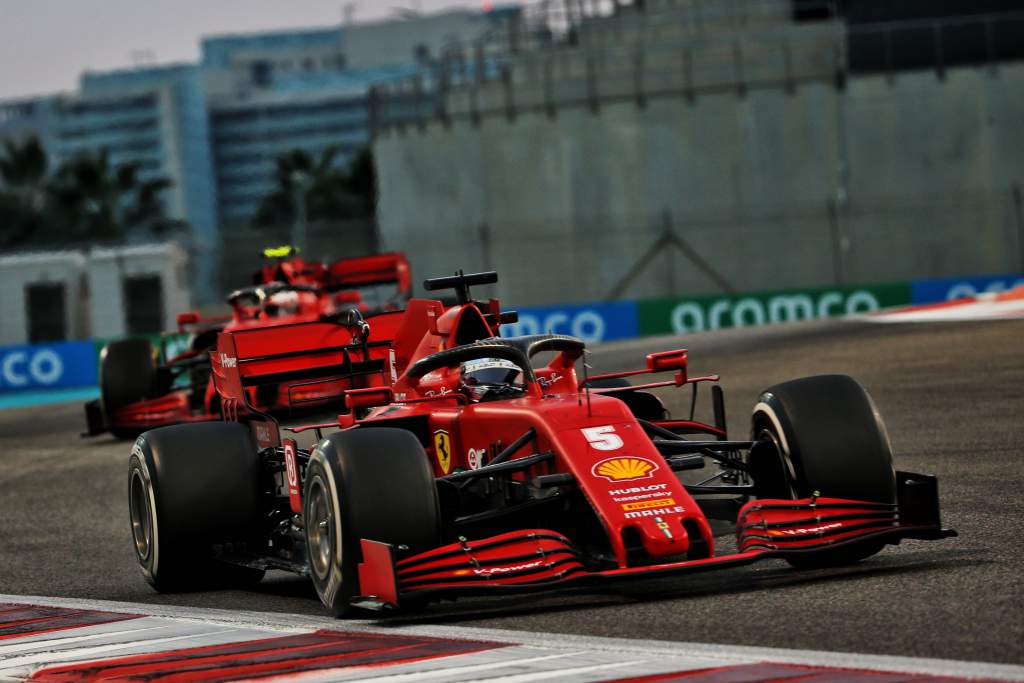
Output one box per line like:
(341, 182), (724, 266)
(434, 430), (452, 475)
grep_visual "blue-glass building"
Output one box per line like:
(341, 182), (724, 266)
(201, 10), (494, 226)
(0, 7), (512, 303)
(53, 65), (220, 302)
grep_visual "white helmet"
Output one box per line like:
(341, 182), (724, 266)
(460, 358), (523, 401)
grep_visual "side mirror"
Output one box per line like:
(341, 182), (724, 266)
(646, 349), (688, 373)
(345, 387), (394, 412)
(177, 311), (200, 329)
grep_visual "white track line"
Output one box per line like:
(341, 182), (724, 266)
(2, 594), (1022, 682)
(864, 299), (1024, 323)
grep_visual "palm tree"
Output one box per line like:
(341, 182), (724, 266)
(344, 147), (377, 217)
(0, 140), (181, 247)
(47, 149), (181, 242)
(0, 136), (52, 246)
(253, 146), (371, 227)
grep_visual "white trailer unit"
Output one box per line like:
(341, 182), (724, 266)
(86, 243), (191, 340)
(0, 250), (88, 346)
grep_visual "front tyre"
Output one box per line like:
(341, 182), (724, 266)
(102, 339), (158, 439)
(130, 422), (266, 591)
(751, 374), (896, 568)
(305, 428), (440, 616)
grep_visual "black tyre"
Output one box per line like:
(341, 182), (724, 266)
(129, 422), (266, 591)
(102, 339), (158, 438)
(101, 339), (157, 414)
(304, 428), (440, 616)
(750, 374), (896, 568)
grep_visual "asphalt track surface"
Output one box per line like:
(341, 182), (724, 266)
(0, 319), (1021, 666)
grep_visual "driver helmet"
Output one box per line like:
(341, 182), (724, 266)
(265, 290), (300, 317)
(460, 358), (523, 401)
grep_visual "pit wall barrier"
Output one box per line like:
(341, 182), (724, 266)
(1, 272), (1020, 394)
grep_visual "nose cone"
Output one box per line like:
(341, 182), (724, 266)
(623, 499), (692, 558)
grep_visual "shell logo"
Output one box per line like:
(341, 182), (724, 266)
(592, 457), (659, 482)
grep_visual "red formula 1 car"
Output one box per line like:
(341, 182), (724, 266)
(85, 251), (412, 439)
(127, 271), (955, 615)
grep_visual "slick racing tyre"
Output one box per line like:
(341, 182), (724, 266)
(129, 422), (266, 591)
(304, 428), (440, 617)
(101, 339), (157, 438)
(750, 374), (896, 568)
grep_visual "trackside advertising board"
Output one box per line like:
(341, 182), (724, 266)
(1, 273), (1014, 396)
(637, 283), (912, 336)
(911, 273), (1024, 304)
(0, 341), (98, 392)
(91, 333), (191, 368)
(501, 301), (639, 343)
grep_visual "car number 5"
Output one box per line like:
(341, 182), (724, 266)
(581, 425), (623, 451)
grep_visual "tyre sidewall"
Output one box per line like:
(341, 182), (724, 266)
(129, 444), (161, 585)
(303, 429), (440, 616)
(303, 452), (354, 616)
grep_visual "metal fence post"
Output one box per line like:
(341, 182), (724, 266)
(633, 45), (646, 109)
(544, 55), (557, 119)
(933, 22), (946, 80)
(827, 197), (844, 286)
(683, 46), (695, 103)
(733, 42), (746, 97)
(479, 222), (492, 271)
(586, 54), (600, 114)
(502, 65), (517, 122)
(367, 86), (380, 138)
(984, 17), (998, 76)
(1013, 184), (1024, 271)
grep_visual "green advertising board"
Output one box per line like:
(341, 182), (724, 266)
(637, 283), (912, 336)
(92, 333), (191, 368)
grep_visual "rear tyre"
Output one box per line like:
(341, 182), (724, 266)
(129, 422), (266, 591)
(101, 339), (157, 439)
(304, 428), (440, 617)
(750, 374), (896, 568)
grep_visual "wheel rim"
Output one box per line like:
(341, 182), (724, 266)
(307, 476), (335, 580)
(129, 469), (152, 561)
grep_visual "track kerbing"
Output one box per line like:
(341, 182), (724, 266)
(1, 596), (1021, 682)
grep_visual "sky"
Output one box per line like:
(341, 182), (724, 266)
(0, 0), (487, 101)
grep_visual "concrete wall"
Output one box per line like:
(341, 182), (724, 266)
(374, 60), (1024, 305)
(840, 66), (1024, 284)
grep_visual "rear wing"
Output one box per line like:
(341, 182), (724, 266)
(327, 253), (412, 297)
(210, 317), (399, 420)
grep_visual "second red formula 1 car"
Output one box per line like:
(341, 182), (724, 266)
(127, 271), (955, 615)
(86, 250), (412, 438)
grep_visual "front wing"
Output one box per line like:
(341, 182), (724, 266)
(353, 471), (955, 609)
(82, 391), (216, 436)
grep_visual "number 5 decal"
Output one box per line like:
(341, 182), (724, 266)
(581, 425), (623, 451)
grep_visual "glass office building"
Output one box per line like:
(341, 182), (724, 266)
(0, 7), (510, 302)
